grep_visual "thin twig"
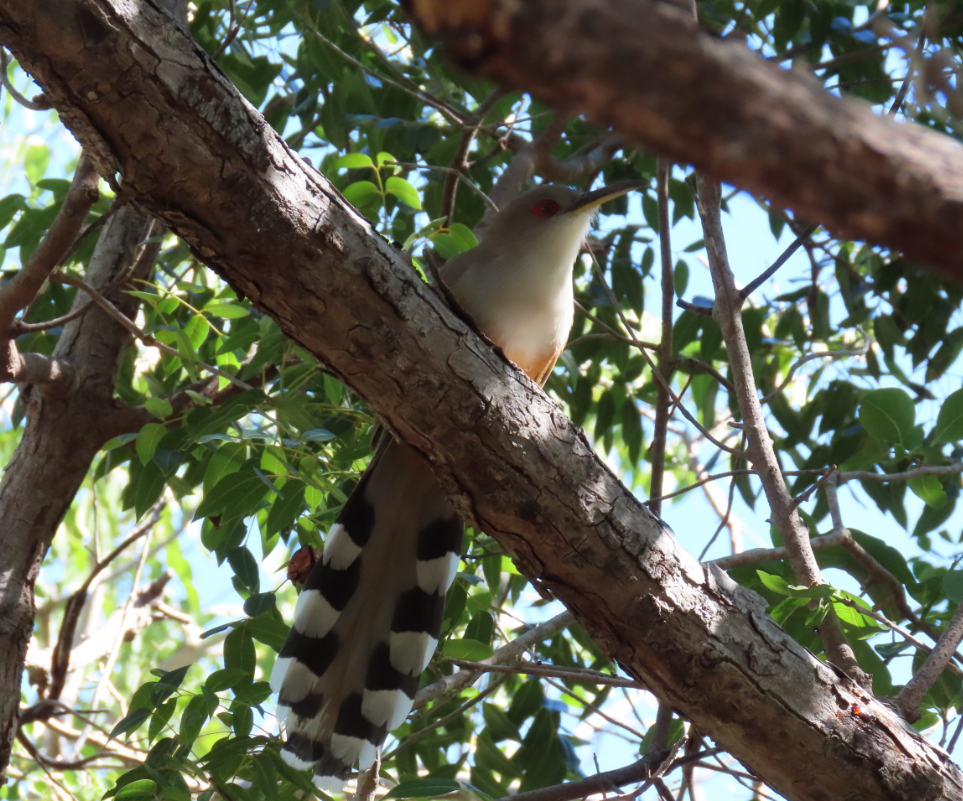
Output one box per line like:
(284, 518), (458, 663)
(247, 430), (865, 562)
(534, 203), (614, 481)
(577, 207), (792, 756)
(589, 256), (744, 457)
(0, 49), (49, 110)
(48, 502), (166, 700)
(68, 529), (154, 758)
(695, 174), (867, 685)
(649, 159), (674, 516)
(387, 161), (498, 212)
(441, 89), (503, 220)
(738, 223), (818, 301)
(761, 329), (869, 405)
(446, 658), (644, 688)
(898, 600), (963, 721)
(55, 273), (254, 392)
(413, 611), (574, 709)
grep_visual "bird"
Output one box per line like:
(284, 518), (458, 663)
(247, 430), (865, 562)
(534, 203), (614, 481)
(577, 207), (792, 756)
(270, 180), (644, 790)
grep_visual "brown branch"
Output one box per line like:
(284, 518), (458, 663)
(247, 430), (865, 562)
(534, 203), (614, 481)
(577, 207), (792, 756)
(486, 112), (568, 214)
(445, 658), (644, 688)
(47, 503), (165, 701)
(695, 174), (868, 686)
(0, 342), (74, 391)
(404, 0), (963, 273)
(0, 153), (99, 333)
(648, 159), (673, 516)
(413, 611), (573, 709)
(441, 89), (503, 221)
(6, 4), (961, 795)
(0, 49), (49, 110)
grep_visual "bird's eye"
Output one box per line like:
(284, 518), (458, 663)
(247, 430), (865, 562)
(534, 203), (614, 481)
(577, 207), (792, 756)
(532, 199), (561, 217)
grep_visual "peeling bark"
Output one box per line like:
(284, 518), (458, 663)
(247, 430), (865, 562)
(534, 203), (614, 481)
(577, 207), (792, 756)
(0, 1), (961, 799)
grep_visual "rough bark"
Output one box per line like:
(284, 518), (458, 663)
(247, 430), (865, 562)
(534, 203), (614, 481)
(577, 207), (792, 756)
(0, 203), (154, 777)
(0, 1), (961, 799)
(401, 0), (963, 275)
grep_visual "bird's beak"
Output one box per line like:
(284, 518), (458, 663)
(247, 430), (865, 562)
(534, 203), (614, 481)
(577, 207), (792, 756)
(569, 180), (648, 216)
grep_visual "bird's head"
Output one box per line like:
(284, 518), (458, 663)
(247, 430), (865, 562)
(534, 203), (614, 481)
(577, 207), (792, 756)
(480, 181), (647, 253)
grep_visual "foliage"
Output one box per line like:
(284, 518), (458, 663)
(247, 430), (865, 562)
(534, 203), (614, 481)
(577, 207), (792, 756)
(4, 0), (963, 799)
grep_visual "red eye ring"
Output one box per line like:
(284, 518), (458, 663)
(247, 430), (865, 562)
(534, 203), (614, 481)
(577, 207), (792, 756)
(532, 199), (561, 217)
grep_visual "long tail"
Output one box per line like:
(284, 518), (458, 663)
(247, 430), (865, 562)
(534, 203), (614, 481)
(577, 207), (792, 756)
(270, 439), (463, 790)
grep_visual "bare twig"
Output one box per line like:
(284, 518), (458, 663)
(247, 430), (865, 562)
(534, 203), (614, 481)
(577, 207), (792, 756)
(413, 611), (573, 709)
(0, 154), (99, 333)
(67, 530), (154, 758)
(352, 748), (381, 801)
(761, 329), (869, 405)
(0, 49), (49, 110)
(441, 89), (503, 220)
(695, 174), (868, 686)
(296, 20), (463, 125)
(55, 273), (254, 392)
(486, 113), (569, 215)
(48, 502), (166, 701)
(446, 658), (643, 688)
(649, 159), (674, 516)
(738, 223), (818, 302)
(707, 530), (849, 570)
(490, 752), (671, 801)
(898, 601), (963, 721)
(838, 461), (963, 484)
(387, 162), (498, 212)
(589, 256), (744, 457)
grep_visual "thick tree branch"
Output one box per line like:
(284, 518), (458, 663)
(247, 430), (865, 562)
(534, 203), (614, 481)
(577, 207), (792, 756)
(0, 2), (960, 799)
(402, 0), (963, 274)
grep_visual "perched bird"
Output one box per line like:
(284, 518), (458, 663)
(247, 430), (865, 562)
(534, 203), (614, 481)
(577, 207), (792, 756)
(270, 180), (643, 790)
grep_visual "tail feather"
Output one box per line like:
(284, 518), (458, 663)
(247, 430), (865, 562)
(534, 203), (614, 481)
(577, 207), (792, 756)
(273, 439), (463, 787)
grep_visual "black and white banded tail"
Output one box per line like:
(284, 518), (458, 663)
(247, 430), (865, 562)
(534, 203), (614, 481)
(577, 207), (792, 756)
(270, 440), (463, 790)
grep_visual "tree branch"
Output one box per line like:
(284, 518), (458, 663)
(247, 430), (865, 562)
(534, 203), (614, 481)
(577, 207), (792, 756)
(3, 3), (959, 796)
(403, 0), (963, 273)
(695, 174), (868, 686)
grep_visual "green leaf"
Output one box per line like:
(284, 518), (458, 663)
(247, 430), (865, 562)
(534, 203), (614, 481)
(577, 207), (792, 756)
(206, 668), (254, 693)
(265, 483), (307, 536)
(336, 153), (374, 169)
(195, 470), (270, 521)
(858, 388), (915, 445)
(342, 180), (381, 207)
(244, 612), (289, 652)
(933, 387), (963, 444)
(150, 665), (190, 705)
(145, 397), (174, 421)
(756, 570), (792, 596)
(136, 423), (167, 466)
(223, 627), (256, 678)
(386, 176), (422, 209)
(443, 638), (495, 661)
(148, 698), (177, 743)
(109, 707), (152, 740)
(908, 474), (948, 509)
(206, 301), (249, 319)
(482, 703), (521, 742)
(114, 780), (160, 801)
(787, 583), (835, 600)
(447, 222), (478, 251)
(243, 592), (276, 618)
(227, 547), (260, 594)
(386, 778), (462, 799)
